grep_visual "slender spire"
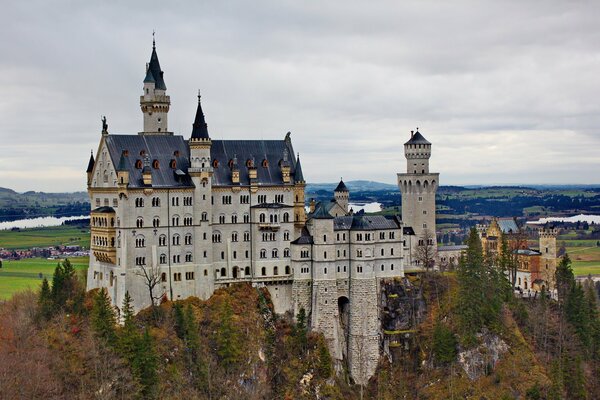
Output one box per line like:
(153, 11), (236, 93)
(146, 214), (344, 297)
(191, 91), (210, 140)
(295, 153), (305, 183)
(86, 151), (95, 173)
(144, 34), (166, 90)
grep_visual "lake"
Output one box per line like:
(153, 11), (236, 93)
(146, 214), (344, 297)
(527, 214), (600, 225)
(349, 202), (382, 213)
(0, 215), (89, 231)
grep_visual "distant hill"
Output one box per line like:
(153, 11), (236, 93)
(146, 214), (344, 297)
(0, 187), (89, 222)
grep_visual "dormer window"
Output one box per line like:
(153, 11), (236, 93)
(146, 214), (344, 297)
(212, 159), (219, 168)
(140, 150), (146, 156)
(135, 160), (142, 169)
(246, 159), (254, 168)
(174, 150), (180, 157)
(152, 160), (159, 169)
(170, 159), (177, 169)
(262, 159), (269, 168)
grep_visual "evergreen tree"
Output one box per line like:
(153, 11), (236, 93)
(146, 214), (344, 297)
(294, 307), (308, 352)
(38, 277), (54, 320)
(555, 254), (574, 306)
(50, 258), (81, 313)
(173, 302), (186, 339)
(432, 321), (457, 365)
(119, 291), (139, 361)
(317, 337), (333, 378)
(91, 287), (117, 345)
(216, 299), (241, 370)
(455, 228), (504, 345)
(133, 328), (158, 399)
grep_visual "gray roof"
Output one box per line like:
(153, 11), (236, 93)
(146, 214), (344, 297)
(105, 134), (301, 188)
(191, 95), (210, 140)
(86, 153), (95, 173)
(514, 249), (541, 256)
(145, 43), (167, 90)
(334, 179), (349, 192)
(291, 227), (314, 245)
(210, 139), (301, 186)
(294, 154), (304, 182)
(404, 130), (431, 145)
(105, 134), (193, 188)
(310, 203), (334, 219)
(498, 218), (519, 234)
(438, 245), (468, 252)
(334, 215), (400, 231)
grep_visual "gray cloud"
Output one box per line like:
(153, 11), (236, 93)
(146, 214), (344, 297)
(1, 0), (599, 191)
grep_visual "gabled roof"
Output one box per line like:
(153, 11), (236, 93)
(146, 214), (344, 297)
(333, 215), (400, 231)
(334, 179), (348, 192)
(210, 139), (300, 186)
(104, 134), (193, 188)
(498, 218), (519, 234)
(310, 203), (334, 219)
(86, 152), (95, 173)
(145, 41), (167, 90)
(404, 130), (431, 145)
(191, 94), (210, 140)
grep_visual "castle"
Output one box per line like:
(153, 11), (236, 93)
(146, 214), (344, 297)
(86, 41), (437, 384)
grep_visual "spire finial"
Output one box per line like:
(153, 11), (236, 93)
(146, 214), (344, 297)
(197, 89), (201, 102)
(152, 30), (156, 49)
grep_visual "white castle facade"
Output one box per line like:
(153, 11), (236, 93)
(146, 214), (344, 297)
(86, 41), (438, 384)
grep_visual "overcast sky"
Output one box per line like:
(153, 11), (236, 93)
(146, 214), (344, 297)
(1, 1), (599, 192)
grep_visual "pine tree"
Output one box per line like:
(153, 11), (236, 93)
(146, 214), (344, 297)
(91, 287), (117, 346)
(294, 307), (308, 352)
(38, 277), (54, 320)
(173, 302), (186, 339)
(216, 299), (241, 370)
(555, 254), (574, 306)
(432, 321), (457, 365)
(133, 328), (158, 399)
(317, 337), (333, 378)
(119, 291), (139, 361)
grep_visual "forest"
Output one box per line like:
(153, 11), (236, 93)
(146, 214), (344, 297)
(1, 230), (599, 399)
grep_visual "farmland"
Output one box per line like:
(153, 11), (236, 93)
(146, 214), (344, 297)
(0, 224), (90, 250)
(0, 256), (88, 300)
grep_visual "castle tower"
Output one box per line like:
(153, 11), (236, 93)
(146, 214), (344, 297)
(539, 226), (558, 289)
(293, 154), (307, 235)
(140, 38), (171, 135)
(334, 179), (349, 214)
(188, 92), (215, 299)
(397, 130), (439, 265)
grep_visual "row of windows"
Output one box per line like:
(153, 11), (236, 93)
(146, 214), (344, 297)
(92, 236), (114, 247)
(95, 198), (118, 208)
(259, 248), (291, 258)
(91, 216), (114, 227)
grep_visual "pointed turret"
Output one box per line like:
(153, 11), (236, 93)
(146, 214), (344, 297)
(191, 93), (210, 140)
(140, 36), (171, 135)
(295, 154), (305, 183)
(86, 152), (95, 173)
(86, 151), (95, 187)
(146, 39), (167, 90)
(116, 150), (130, 188)
(117, 150), (128, 172)
(334, 178), (348, 192)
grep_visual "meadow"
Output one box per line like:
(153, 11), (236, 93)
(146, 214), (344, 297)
(0, 256), (88, 300)
(0, 224), (90, 250)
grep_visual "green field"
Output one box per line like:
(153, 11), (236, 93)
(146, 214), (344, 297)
(0, 225), (90, 250)
(0, 256), (88, 300)
(566, 246), (600, 277)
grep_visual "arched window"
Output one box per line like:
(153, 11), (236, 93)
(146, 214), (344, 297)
(273, 266), (279, 275)
(135, 160), (142, 169)
(285, 265), (290, 274)
(261, 267), (266, 276)
(160, 254), (167, 264)
(245, 266), (250, 276)
(201, 212), (208, 221)
(262, 159), (268, 167)
(170, 159), (177, 169)
(259, 213), (266, 223)
(220, 267), (226, 277)
(283, 212), (289, 222)
(152, 159), (159, 169)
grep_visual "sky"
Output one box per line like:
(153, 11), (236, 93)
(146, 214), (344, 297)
(1, 0), (599, 192)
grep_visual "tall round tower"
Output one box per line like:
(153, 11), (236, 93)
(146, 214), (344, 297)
(397, 130), (439, 266)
